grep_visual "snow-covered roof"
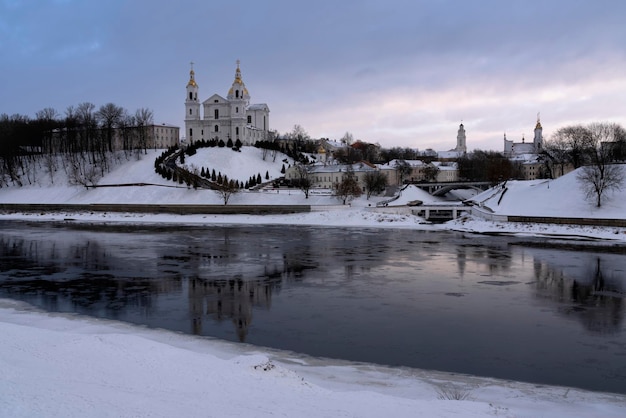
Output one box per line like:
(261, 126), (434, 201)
(378, 159), (425, 169)
(248, 103), (269, 111)
(150, 123), (180, 129)
(431, 161), (458, 170)
(320, 139), (344, 149)
(509, 153), (540, 163)
(437, 150), (462, 159)
(309, 163), (377, 174)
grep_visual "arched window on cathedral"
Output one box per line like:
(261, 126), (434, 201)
(214, 109), (219, 119)
(236, 107), (239, 113)
(247, 115), (251, 124)
(236, 127), (239, 136)
(189, 109), (192, 115)
(189, 92), (192, 100)
(189, 128), (193, 137)
(236, 90), (239, 98)
(214, 125), (218, 132)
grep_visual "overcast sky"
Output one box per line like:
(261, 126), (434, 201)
(2, 0), (626, 151)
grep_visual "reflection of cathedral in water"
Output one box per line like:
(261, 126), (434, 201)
(531, 252), (624, 334)
(188, 276), (278, 341)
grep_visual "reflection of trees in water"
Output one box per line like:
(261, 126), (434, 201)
(0, 235), (177, 317)
(533, 255), (624, 334)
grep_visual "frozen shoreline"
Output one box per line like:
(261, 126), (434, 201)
(2, 298), (626, 418)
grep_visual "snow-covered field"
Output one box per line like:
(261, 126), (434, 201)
(1, 149), (626, 416)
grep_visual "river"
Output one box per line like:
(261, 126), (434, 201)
(0, 220), (624, 393)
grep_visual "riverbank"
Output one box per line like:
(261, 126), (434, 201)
(1, 149), (625, 241)
(2, 298), (625, 418)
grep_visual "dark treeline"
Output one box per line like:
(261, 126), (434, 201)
(457, 150), (526, 183)
(0, 103), (153, 187)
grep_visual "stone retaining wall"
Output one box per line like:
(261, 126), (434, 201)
(507, 215), (626, 228)
(0, 203), (310, 215)
(470, 206), (626, 227)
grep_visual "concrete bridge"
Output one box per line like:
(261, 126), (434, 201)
(408, 181), (493, 196)
(409, 204), (470, 222)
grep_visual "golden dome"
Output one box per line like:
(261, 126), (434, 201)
(187, 68), (197, 87)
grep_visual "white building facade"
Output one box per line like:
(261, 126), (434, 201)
(184, 61), (270, 146)
(504, 117), (543, 157)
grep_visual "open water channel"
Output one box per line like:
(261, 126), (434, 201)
(0, 220), (625, 394)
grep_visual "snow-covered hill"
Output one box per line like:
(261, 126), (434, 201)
(183, 146), (291, 184)
(468, 166), (626, 219)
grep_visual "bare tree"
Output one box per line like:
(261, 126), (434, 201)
(542, 136), (570, 178)
(215, 179), (239, 205)
(552, 125), (594, 169)
(334, 165), (362, 204)
(577, 122), (625, 207)
(292, 162), (313, 198)
(394, 160), (412, 184)
(134, 108), (153, 154)
(578, 164), (623, 207)
(363, 170), (387, 199)
(422, 164), (440, 182)
(96, 103), (124, 152)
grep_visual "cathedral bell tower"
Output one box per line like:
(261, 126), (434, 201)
(533, 113), (543, 152)
(185, 62), (200, 142)
(456, 123), (467, 154)
(227, 60), (249, 144)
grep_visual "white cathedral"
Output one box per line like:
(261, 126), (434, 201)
(184, 61), (270, 145)
(503, 116), (543, 157)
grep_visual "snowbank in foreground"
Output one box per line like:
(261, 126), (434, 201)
(2, 300), (625, 418)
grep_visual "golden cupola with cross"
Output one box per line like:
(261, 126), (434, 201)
(227, 60), (250, 104)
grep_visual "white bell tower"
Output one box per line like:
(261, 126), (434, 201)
(456, 123), (467, 153)
(185, 62), (200, 142)
(227, 60), (250, 144)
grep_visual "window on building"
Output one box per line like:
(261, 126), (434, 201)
(236, 107), (239, 113)
(214, 125), (218, 132)
(214, 109), (219, 119)
(235, 127), (239, 135)
(189, 92), (192, 100)
(189, 109), (192, 115)
(236, 90), (239, 98)
(214, 99), (218, 103)
(189, 128), (193, 137)
(247, 115), (251, 124)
